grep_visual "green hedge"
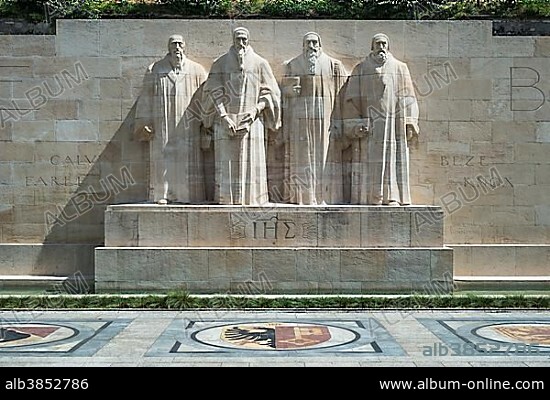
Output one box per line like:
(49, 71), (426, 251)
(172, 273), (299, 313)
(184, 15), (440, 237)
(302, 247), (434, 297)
(0, 293), (549, 309)
(1, 0), (549, 22)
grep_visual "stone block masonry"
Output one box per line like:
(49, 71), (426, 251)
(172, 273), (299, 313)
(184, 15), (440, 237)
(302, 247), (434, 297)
(0, 20), (548, 283)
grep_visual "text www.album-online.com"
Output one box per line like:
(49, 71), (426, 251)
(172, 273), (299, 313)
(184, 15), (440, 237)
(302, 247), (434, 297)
(379, 378), (545, 390)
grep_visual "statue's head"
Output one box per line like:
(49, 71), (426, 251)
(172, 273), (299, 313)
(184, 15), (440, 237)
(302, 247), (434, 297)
(233, 27), (250, 52)
(371, 33), (390, 64)
(303, 32), (322, 59)
(168, 34), (186, 65)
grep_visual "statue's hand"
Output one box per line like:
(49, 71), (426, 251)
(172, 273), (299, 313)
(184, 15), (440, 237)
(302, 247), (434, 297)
(346, 124), (368, 139)
(406, 125), (418, 142)
(284, 84), (301, 97)
(222, 115), (237, 137)
(343, 118), (370, 140)
(136, 125), (154, 141)
(241, 103), (263, 125)
(282, 76), (301, 97)
(354, 124), (369, 139)
(240, 110), (256, 125)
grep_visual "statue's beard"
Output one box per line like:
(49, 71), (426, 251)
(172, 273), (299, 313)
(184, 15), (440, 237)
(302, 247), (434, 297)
(306, 48), (320, 59)
(306, 49), (319, 75)
(171, 51), (185, 67)
(375, 50), (387, 64)
(236, 44), (248, 56)
(236, 46), (247, 72)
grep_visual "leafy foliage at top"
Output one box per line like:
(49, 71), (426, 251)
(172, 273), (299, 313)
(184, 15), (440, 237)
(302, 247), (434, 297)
(0, 0), (549, 23)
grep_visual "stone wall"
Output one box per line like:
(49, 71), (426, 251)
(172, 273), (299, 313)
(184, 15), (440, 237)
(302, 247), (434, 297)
(0, 19), (51, 35)
(0, 20), (549, 279)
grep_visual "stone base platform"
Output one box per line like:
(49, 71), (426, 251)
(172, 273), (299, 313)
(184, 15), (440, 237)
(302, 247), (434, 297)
(95, 247), (453, 293)
(95, 205), (453, 294)
(104, 204), (444, 248)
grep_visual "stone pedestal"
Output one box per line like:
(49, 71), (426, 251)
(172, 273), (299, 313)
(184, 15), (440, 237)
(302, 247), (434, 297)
(95, 205), (453, 293)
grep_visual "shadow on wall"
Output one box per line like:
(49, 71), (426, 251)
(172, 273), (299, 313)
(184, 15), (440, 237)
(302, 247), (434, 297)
(34, 83), (222, 287)
(32, 68), (348, 287)
(36, 102), (149, 285)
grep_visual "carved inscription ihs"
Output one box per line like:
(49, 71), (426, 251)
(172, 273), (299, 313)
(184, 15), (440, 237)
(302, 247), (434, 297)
(229, 216), (317, 241)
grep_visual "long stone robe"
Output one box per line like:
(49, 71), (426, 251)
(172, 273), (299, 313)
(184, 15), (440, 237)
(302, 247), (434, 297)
(134, 55), (207, 203)
(282, 52), (348, 205)
(203, 46), (281, 205)
(342, 53), (419, 205)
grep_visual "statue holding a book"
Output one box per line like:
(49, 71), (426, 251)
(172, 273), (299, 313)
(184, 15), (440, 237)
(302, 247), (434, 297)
(202, 27), (281, 205)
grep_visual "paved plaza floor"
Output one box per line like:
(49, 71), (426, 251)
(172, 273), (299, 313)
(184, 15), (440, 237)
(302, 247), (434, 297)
(0, 309), (549, 367)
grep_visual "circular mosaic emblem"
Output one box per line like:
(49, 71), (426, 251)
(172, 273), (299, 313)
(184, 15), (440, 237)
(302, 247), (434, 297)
(475, 323), (550, 347)
(0, 324), (78, 348)
(193, 322), (358, 350)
